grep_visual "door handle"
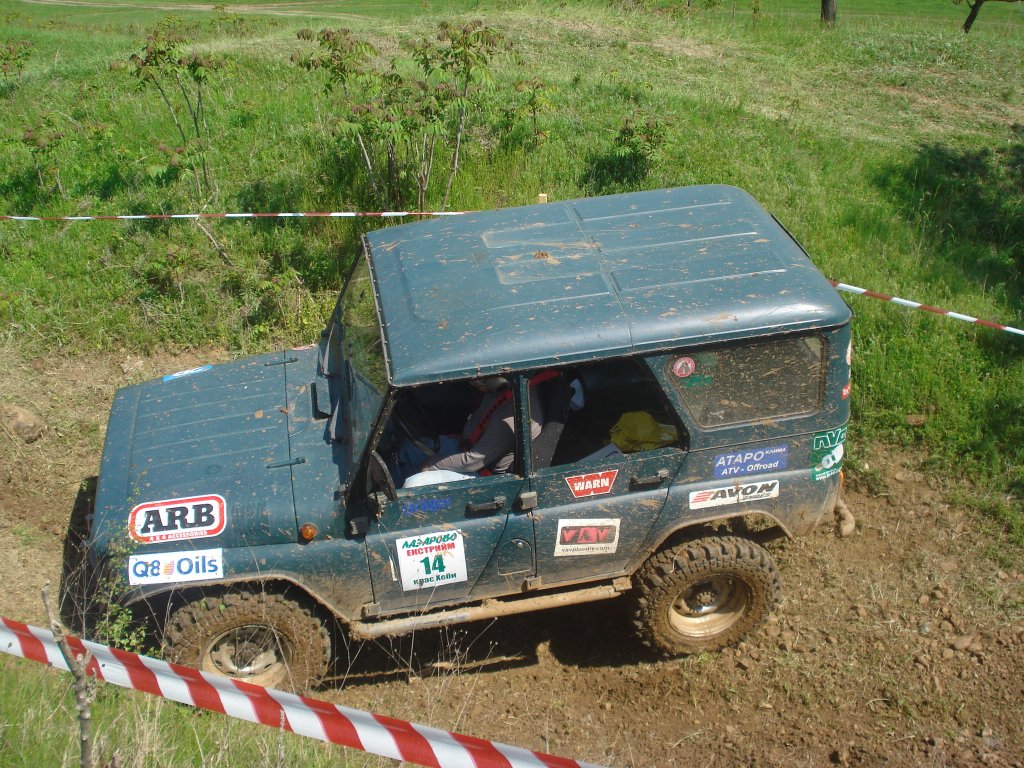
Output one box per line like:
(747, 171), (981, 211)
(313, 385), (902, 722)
(466, 496), (506, 516)
(630, 469), (669, 489)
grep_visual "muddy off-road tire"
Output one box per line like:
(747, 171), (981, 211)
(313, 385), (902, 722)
(163, 590), (331, 693)
(633, 536), (780, 655)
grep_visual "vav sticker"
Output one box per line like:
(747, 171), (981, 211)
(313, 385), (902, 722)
(396, 530), (468, 591)
(129, 494), (227, 544)
(554, 518), (620, 557)
(128, 548), (223, 586)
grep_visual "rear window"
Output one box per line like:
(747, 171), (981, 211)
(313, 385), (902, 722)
(667, 336), (825, 428)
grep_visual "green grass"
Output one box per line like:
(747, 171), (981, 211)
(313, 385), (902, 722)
(0, 656), (358, 767)
(0, 4), (1019, 481)
(0, 1), (1022, 516)
(1, 0), (1022, 758)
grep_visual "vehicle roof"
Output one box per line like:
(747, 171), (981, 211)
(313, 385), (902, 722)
(362, 185), (852, 387)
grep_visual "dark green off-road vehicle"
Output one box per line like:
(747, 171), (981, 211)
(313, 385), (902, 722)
(66, 186), (851, 691)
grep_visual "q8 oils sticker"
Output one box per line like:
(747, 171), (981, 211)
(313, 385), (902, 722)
(811, 426), (847, 481)
(128, 548), (223, 586)
(395, 530), (468, 591)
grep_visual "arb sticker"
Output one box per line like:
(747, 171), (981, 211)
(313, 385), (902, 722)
(689, 480), (780, 510)
(396, 530), (468, 591)
(565, 469), (618, 498)
(128, 548), (223, 586)
(129, 494), (227, 544)
(554, 518), (620, 557)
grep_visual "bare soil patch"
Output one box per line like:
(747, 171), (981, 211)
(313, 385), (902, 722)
(1, 344), (1021, 767)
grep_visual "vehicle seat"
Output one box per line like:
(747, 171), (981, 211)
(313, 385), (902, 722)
(531, 374), (573, 469)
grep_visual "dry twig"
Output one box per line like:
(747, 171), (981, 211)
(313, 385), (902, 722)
(42, 583), (97, 768)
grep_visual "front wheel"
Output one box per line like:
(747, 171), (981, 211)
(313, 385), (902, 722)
(632, 535), (780, 655)
(163, 590), (331, 693)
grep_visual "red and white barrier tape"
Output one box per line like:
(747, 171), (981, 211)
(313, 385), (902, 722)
(0, 616), (602, 768)
(0, 211), (470, 222)
(830, 281), (1024, 338)
(4, 208), (1021, 339)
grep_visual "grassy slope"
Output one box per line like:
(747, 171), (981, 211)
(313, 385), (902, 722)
(1, 0), (1021, 504)
(0, 0), (1022, 763)
(0, 0), (1020, 475)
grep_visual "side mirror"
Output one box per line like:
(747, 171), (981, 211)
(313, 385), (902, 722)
(367, 450), (397, 506)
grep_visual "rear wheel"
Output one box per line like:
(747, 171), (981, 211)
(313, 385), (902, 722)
(163, 590), (330, 692)
(633, 535), (780, 655)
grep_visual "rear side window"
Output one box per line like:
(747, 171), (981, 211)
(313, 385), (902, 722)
(667, 336), (825, 428)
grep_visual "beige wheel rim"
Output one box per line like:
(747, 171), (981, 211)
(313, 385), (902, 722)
(202, 624), (289, 685)
(668, 576), (750, 638)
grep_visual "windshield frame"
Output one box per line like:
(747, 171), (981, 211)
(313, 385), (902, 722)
(324, 248), (387, 458)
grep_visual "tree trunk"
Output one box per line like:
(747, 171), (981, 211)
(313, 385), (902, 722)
(821, 0), (837, 26)
(962, 0), (985, 32)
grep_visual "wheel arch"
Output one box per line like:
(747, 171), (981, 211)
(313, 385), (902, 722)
(124, 572), (352, 633)
(633, 509), (791, 575)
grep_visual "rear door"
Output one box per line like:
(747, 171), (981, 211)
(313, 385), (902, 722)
(525, 359), (689, 586)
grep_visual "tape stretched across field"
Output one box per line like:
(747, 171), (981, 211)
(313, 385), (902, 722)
(5, 207), (1022, 339)
(0, 616), (603, 768)
(0, 210), (470, 221)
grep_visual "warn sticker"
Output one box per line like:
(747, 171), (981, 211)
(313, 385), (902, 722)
(554, 518), (620, 557)
(689, 480), (780, 510)
(565, 470), (618, 498)
(128, 494), (227, 544)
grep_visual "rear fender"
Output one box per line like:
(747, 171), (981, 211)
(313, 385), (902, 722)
(626, 508), (794, 576)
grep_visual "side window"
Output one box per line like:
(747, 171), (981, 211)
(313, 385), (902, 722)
(668, 336), (825, 428)
(536, 360), (688, 469)
(374, 378), (525, 489)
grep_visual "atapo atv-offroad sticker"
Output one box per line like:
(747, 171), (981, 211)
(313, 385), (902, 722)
(128, 494), (227, 544)
(689, 480), (780, 510)
(395, 530), (468, 591)
(128, 548), (223, 586)
(553, 518), (620, 556)
(713, 445), (788, 478)
(564, 469), (618, 498)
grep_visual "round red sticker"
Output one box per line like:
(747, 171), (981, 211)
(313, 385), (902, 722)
(672, 357), (696, 378)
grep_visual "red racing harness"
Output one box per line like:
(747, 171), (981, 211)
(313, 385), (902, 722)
(463, 370), (560, 449)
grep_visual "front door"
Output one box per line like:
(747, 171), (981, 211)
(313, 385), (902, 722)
(364, 474), (528, 613)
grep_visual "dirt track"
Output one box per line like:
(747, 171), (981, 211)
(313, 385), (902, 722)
(1, 345), (1022, 767)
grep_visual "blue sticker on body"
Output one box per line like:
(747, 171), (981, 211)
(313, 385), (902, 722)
(713, 445), (788, 478)
(401, 497), (451, 516)
(163, 364), (213, 382)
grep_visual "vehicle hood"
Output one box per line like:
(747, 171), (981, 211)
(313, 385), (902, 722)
(91, 350), (315, 554)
